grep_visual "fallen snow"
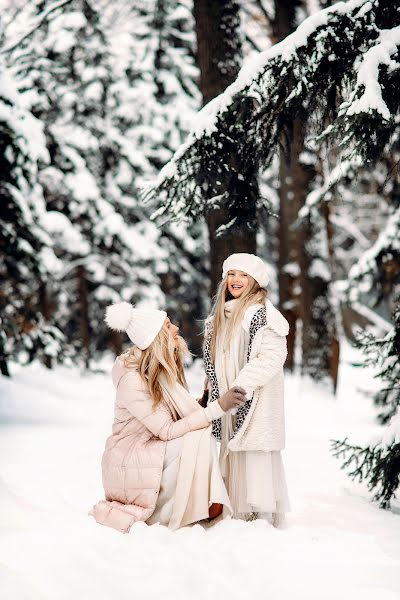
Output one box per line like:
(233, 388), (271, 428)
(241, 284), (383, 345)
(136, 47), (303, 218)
(0, 341), (399, 600)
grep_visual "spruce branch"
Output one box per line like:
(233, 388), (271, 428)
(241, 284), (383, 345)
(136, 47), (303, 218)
(1, 0), (75, 54)
(143, 0), (400, 229)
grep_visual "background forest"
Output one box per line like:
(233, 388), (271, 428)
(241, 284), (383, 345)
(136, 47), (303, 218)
(2, 0), (398, 375)
(1, 0), (399, 499)
(0, 1), (400, 597)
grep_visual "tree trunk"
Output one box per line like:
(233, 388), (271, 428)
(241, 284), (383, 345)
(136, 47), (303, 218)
(278, 116), (312, 370)
(321, 200), (340, 391)
(193, 0), (257, 297)
(0, 357), (10, 377)
(77, 265), (90, 369)
(38, 280), (53, 369)
(273, 0), (304, 370)
(273, 0), (339, 389)
(300, 202), (340, 391)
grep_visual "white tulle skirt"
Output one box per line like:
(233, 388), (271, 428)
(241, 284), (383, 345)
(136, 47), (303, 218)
(224, 449), (291, 519)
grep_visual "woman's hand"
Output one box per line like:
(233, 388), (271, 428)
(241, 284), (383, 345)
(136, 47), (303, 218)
(218, 387), (246, 412)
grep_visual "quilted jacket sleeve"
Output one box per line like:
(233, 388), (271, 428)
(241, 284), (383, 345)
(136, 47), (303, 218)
(118, 372), (214, 441)
(232, 327), (288, 398)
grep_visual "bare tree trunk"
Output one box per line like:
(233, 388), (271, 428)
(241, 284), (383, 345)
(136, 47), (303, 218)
(273, 0), (304, 370)
(0, 357), (10, 377)
(193, 0), (257, 297)
(278, 116), (313, 370)
(38, 280), (53, 369)
(321, 200), (340, 391)
(77, 265), (90, 369)
(273, 0), (339, 389)
(300, 202), (340, 391)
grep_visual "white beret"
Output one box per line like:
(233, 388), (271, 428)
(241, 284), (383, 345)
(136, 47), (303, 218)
(222, 253), (269, 288)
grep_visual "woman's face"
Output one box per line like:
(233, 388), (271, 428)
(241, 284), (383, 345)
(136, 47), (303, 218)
(227, 270), (250, 298)
(164, 316), (180, 348)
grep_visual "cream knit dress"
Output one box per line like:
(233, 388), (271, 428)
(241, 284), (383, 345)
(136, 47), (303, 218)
(215, 299), (290, 520)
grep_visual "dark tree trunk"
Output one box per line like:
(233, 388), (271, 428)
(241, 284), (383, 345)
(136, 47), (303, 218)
(109, 330), (124, 357)
(38, 280), (53, 369)
(0, 357), (10, 377)
(193, 0), (257, 297)
(278, 116), (312, 370)
(273, 0), (339, 389)
(321, 200), (340, 391)
(273, 0), (305, 370)
(77, 265), (90, 369)
(300, 202), (340, 392)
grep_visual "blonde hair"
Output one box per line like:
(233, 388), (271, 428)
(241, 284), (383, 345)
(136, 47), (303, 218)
(207, 275), (268, 361)
(121, 326), (188, 407)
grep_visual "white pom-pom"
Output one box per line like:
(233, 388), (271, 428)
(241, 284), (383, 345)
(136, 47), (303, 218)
(104, 302), (133, 331)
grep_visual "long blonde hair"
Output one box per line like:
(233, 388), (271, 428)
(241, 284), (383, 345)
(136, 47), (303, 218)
(121, 326), (189, 407)
(207, 276), (268, 361)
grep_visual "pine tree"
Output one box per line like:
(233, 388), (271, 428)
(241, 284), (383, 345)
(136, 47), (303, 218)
(113, 0), (208, 352)
(0, 54), (63, 375)
(3, 1), (166, 365)
(3, 0), (208, 360)
(193, 0), (258, 295)
(143, 0), (399, 387)
(143, 0), (400, 224)
(331, 297), (400, 508)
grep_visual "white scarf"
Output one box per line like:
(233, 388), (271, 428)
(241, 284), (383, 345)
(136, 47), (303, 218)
(215, 299), (248, 397)
(214, 300), (250, 476)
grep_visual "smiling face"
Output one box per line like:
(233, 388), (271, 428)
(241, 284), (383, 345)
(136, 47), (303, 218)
(227, 269), (250, 298)
(164, 316), (180, 348)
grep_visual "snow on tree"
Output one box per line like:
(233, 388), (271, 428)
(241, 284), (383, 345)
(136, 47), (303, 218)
(331, 297), (400, 507)
(0, 54), (63, 375)
(4, 0), (169, 365)
(144, 0), (400, 223)
(192, 0), (259, 297)
(346, 204), (400, 308)
(111, 0), (208, 352)
(3, 0), (207, 361)
(143, 0), (399, 386)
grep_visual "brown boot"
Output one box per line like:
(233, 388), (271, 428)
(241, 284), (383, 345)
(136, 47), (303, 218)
(208, 503), (223, 521)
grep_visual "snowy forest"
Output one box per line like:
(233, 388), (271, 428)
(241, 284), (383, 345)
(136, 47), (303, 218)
(1, 0), (400, 598)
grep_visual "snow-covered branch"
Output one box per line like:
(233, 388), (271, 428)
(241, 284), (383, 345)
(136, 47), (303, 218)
(143, 0), (400, 226)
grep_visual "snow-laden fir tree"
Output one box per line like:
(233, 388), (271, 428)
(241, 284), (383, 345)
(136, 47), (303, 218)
(144, 0), (400, 229)
(0, 53), (63, 375)
(331, 297), (400, 508)
(6, 0), (168, 366)
(4, 0), (206, 361)
(147, 0), (400, 387)
(113, 0), (207, 351)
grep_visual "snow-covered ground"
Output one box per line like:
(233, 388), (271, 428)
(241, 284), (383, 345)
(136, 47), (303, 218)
(1, 342), (399, 600)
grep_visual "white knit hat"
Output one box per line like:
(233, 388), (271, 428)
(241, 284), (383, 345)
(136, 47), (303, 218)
(222, 253), (270, 288)
(104, 302), (167, 350)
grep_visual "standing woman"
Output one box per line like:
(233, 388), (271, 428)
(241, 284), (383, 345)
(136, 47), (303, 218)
(90, 302), (246, 533)
(204, 253), (291, 526)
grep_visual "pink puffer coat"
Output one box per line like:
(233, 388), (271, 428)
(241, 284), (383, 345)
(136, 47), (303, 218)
(90, 357), (210, 533)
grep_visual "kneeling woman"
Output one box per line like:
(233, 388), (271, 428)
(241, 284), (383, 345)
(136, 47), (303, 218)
(90, 302), (245, 533)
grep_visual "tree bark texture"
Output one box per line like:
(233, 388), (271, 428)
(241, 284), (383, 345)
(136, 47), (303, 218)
(193, 0), (257, 297)
(277, 116), (310, 370)
(273, 0), (339, 389)
(273, 0), (306, 370)
(77, 265), (90, 369)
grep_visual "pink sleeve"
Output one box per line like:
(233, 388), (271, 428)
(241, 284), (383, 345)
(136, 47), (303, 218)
(118, 372), (210, 441)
